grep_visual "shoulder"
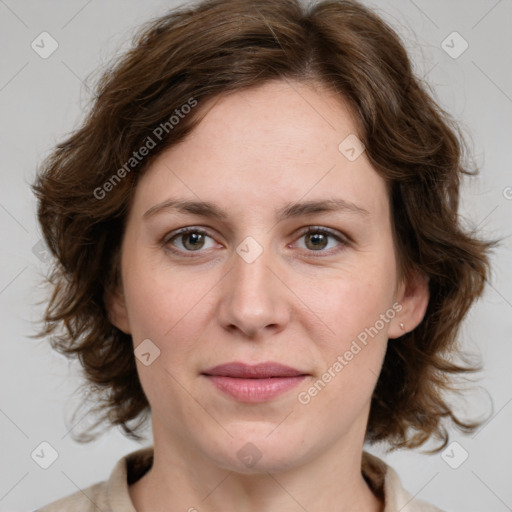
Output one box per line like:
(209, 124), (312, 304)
(34, 480), (109, 512)
(362, 450), (446, 512)
(33, 446), (153, 512)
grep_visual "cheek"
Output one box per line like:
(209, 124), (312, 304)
(296, 276), (392, 420)
(298, 258), (397, 343)
(121, 258), (209, 418)
(292, 255), (396, 407)
(122, 243), (216, 341)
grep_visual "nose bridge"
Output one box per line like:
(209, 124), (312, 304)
(234, 240), (270, 295)
(218, 234), (288, 337)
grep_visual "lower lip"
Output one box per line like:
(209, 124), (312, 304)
(204, 375), (307, 403)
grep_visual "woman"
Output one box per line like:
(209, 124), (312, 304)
(32, 0), (493, 510)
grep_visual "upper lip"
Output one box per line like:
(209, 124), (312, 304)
(202, 362), (307, 378)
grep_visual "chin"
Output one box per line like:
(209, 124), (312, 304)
(220, 451), (307, 476)
(206, 430), (313, 475)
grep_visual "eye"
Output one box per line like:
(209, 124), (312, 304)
(162, 226), (349, 257)
(164, 228), (217, 253)
(293, 227), (348, 254)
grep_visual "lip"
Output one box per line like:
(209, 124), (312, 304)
(202, 362), (306, 378)
(201, 362), (309, 403)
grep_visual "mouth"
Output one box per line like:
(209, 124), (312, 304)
(202, 361), (307, 378)
(201, 362), (309, 403)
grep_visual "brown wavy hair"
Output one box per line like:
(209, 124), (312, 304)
(31, 0), (495, 452)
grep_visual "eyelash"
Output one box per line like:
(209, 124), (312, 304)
(161, 226), (349, 258)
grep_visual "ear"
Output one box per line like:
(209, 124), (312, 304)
(388, 269), (429, 339)
(104, 284), (131, 335)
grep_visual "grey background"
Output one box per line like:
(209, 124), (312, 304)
(1, 0), (511, 511)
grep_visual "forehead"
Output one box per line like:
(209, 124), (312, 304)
(130, 80), (389, 223)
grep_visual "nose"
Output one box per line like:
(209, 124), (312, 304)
(216, 241), (291, 339)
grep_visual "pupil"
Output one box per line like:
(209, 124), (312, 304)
(308, 233), (326, 250)
(185, 233), (203, 250)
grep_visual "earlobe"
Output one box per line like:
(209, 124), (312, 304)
(105, 285), (131, 335)
(389, 271), (429, 339)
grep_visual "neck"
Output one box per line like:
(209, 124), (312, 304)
(129, 420), (383, 512)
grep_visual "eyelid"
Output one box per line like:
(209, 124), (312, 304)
(161, 227), (217, 250)
(291, 226), (350, 255)
(295, 226), (350, 244)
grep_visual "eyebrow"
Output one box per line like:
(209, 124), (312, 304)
(143, 197), (370, 222)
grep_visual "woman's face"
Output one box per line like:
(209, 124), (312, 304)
(109, 80), (428, 473)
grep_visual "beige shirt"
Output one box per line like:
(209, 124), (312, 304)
(35, 447), (444, 511)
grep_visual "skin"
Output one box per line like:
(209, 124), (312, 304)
(107, 79), (429, 512)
